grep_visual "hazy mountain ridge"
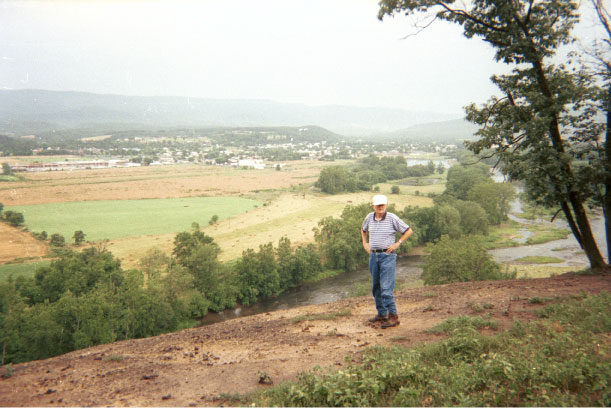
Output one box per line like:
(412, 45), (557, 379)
(0, 89), (461, 136)
(372, 119), (479, 143)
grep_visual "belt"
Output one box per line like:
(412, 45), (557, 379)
(371, 249), (389, 253)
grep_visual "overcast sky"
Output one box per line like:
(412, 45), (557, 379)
(0, 0), (605, 116)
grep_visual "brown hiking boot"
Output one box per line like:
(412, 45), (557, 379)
(381, 314), (400, 329)
(368, 314), (388, 323)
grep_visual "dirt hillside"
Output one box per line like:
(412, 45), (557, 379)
(1, 273), (609, 407)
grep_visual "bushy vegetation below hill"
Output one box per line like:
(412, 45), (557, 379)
(0, 229), (322, 365)
(253, 292), (611, 407)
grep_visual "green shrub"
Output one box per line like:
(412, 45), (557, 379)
(421, 235), (514, 285)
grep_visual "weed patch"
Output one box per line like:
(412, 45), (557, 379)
(291, 309), (351, 324)
(427, 315), (499, 334)
(254, 292), (611, 407)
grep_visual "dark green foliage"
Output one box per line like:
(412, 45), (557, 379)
(0, 135), (35, 156)
(49, 233), (66, 247)
(1, 163), (10, 175)
(421, 235), (512, 285)
(315, 166), (357, 194)
(314, 203), (372, 271)
(453, 200), (489, 235)
(236, 243), (281, 306)
(3, 210), (24, 227)
(172, 226), (216, 264)
(33, 231), (48, 240)
(72, 230), (86, 246)
(400, 205), (460, 245)
(276, 237), (321, 289)
(468, 181), (515, 225)
(29, 247), (123, 303)
(444, 164), (490, 200)
(254, 293), (611, 407)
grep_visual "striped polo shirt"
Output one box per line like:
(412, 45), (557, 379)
(362, 212), (410, 250)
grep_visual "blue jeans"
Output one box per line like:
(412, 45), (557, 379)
(369, 252), (397, 316)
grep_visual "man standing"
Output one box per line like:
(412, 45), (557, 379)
(361, 194), (412, 328)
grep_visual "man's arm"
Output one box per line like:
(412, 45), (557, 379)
(361, 229), (370, 254)
(386, 227), (413, 253)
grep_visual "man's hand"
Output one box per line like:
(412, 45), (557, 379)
(363, 242), (371, 254)
(386, 241), (401, 253)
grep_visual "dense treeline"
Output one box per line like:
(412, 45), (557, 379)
(0, 135), (36, 156)
(0, 228), (321, 364)
(315, 154), (441, 194)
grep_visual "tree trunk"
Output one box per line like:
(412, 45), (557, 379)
(568, 191), (607, 269)
(604, 82), (611, 264)
(560, 200), (584, 249)
(531, 59), (608, 269)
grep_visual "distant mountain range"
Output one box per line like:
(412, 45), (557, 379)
(0, 89), (468, 138)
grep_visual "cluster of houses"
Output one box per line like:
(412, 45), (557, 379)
(9, 159), (140, 172)
(6, 157), (275, 173)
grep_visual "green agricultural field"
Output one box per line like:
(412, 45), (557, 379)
(0, 261), (51, 282)
(6, 197), (260, 242)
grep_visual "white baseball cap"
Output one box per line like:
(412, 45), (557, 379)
(372, 194), (388, 205)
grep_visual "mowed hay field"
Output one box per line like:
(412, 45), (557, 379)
(0, 161), (327, 206)
(0, 160), (436, 269)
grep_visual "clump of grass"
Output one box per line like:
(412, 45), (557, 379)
(525, 228), (570, 245)
(252, 292), (611, 407)
(214, 392), (248, 404)
(103, 354), (124, 362)
(528, 296), (558, 304)
(514, 256), (564, 264)
(467, 302), (495, 312)
(291, 309), (351, 324)
(427, 315), (499, 334)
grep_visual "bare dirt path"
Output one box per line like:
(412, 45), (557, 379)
(1, 273), (609, 407)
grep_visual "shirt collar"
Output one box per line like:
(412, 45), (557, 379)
(373, 211), (387, 221)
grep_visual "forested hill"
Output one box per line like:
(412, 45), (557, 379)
(374, 118), (479, 143)
(0, 89), (459, 136)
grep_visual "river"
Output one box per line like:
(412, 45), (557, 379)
(199, 255), (424, 326)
